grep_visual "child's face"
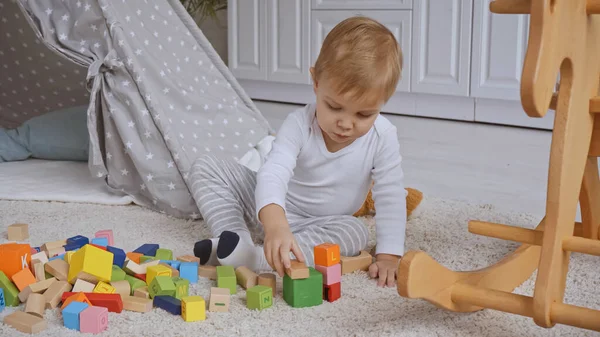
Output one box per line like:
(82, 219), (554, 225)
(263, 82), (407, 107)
(311, 70), (383, 148)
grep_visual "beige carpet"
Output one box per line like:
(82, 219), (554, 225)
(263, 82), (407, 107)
(0, 196), (597, 337)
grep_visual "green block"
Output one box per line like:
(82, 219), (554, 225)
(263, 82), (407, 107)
(111, 265), (126, 282)
(140, 255), (158, 263)
(247, 285), (272, 310)
(283, 267), (323, 308)
(172, 276), (189, 299)
(216, 266), (237, 294)
(149, 275), (176, 299)
(0, 271), (20, 306)
(124, 275), (147, 295)
(154, 248), (173, 260)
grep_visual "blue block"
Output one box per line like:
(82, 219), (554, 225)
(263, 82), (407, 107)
(107, 246), (126, 268)
(63, 301), (89, 330)
(0, 288), (5, 312)
(153, 296), (181, 315)
(170, 261), (181, 270)
(91, 237), (109, 247)
(31, 247), (41, 253)
(179, 262), (198, 283)
(133, 244), (159, 256)
(63, 243), (80, 251)
(67, 235), (89, 249)
(49, 254), (65, 261)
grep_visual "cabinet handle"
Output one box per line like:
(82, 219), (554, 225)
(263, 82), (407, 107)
(490, 0), (530, 14)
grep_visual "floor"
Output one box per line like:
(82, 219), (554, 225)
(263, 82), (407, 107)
(254, 100), (559, 220)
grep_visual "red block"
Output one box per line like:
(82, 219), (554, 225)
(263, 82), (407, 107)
(89, 244), (107, 251)
(133, 273), (146, 282)
(324, 282), (341, 302)
(0, 243), (32, 279)
(61, 292), (123, 313)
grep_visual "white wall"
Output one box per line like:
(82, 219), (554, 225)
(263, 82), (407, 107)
(194, 10), (228, 66)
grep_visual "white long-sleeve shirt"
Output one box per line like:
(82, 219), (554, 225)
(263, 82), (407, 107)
(255, 103), (407, 256)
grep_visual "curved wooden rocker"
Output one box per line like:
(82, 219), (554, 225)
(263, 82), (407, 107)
(398, 0), (600, 332)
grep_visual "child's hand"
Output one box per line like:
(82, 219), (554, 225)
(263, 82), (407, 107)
(263, 225), (305, 277)
(369, 254), (401, 287)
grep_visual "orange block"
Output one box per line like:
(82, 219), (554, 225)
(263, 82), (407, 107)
(61, 292), (92, 310)
(126, 252), (142, 264)
(0, 243), (32, 279)
(314, 243), (341, 267)
(11, 268), (36, 291)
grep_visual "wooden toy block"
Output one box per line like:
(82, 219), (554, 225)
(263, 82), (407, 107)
(32, 259), (46, 282)
(235, 266), (258, 289)
(66, 235), (89, 249)
(133, 286), (150, 299)
(140, 255), (158, 263)
(123, 260), (145, 275)
(154, 295), (182, 315)
(93, 281), (116, 294)
(43, 280), (72, 309)
(44, 258), (69, 281)
(314, 243), (341, 267)
(95, 230), (114, 246)
(160, 262), (179, 277)
(172, 276), (190, 299)
(0, 243), (31, 279)
(0, 270), (21, 306)
(140, 259), (161, 269)
(315, 263), (341, 285)
(7, 223), (29, 241)
(179, 262), (199, 283)
(107, 246), (126, 268)
(80, 305), (108, 334)
(31, 251), (48, 264)
(198, 265), (217, 279)
(126, 252), (143, 264)
(11, 267), (36, 291)
(124, 274), (146, 294)
(324, 282), (341, 302)
(155, 248), (173, 260)
(31, 247), (41, 254)
(209, 287), (230, 312)
(258, 273), (277, 296)
(18, 277), (56, 302)
(41, 239), (66, 253)
(0, 288), (4, 311)
(61, 292), (123, 313)
(61, 292), (92, 310)
(181, 295), (206, 321)
(122, 295), (153, 313)
(68, 244), (113, 284)
(146, 264), (172, 285)
(49, 253), (66, 262)
(340, 250), (372, 274)
(91, 237), (108, 247)
(24, 293), (46, 318)
(89, 243), (107, 251)
(133, 243), (159, 256)
(47, 246), (66, 258)
(177, 255), (200, 263)
(285, 259), (309, 279)
(63, 243), (80, 252)
(247, 285), (273, 310)
(3, 310), (47, 334)
(72, 279), (96, 293)
(65, 251), (76, 264)
(134, 272), (146, 283)
(111, 265), (126, 282)
(63, 301), (89, 331)
(283, 267), (323, 308)
(216, 266), (237, 294)
(149, 275), (176, 298)
(111, 280), (131, 297)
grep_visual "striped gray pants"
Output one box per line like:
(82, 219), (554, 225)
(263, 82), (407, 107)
(189, 154), (369, 267)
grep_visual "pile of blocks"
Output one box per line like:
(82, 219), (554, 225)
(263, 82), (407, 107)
(1, 223), (375, 334)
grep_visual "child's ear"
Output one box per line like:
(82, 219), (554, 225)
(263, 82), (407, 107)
(310, 67), (318, 92)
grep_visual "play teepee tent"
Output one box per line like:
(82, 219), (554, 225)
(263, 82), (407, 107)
(0, 0), (273, 219)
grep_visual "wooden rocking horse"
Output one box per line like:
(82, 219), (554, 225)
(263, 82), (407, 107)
(397, 0), (600, 332)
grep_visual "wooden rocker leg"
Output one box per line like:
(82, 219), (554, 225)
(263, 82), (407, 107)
(580, 156), (600, 240)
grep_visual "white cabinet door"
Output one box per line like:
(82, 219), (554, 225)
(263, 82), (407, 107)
(267, 0), (311, 84)
(311, 10), (412, 92)
(470, 0), (529, 100)
(312, 0), (412, 10)
(411, 0), (473, 96)
(228, 0), (267, 80)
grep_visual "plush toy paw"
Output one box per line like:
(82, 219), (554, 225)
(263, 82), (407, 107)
(353, 187), (423, 217)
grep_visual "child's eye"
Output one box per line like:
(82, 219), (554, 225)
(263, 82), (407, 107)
(327, 103), (341, 111)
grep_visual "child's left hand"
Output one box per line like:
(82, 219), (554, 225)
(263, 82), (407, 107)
(369, 254), (401, 287)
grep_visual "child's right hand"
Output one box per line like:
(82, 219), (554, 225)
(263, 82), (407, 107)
(263, 224), (305, 277)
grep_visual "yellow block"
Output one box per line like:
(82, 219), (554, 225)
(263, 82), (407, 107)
(181, 296), (206, 322)
(65, 251), (75, 264)
(93, 281), (116, 294)
(146, 265), (172, 286)
(68, 245), (113, 284)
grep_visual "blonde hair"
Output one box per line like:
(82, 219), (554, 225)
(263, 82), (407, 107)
(313, 16), (403, 103)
